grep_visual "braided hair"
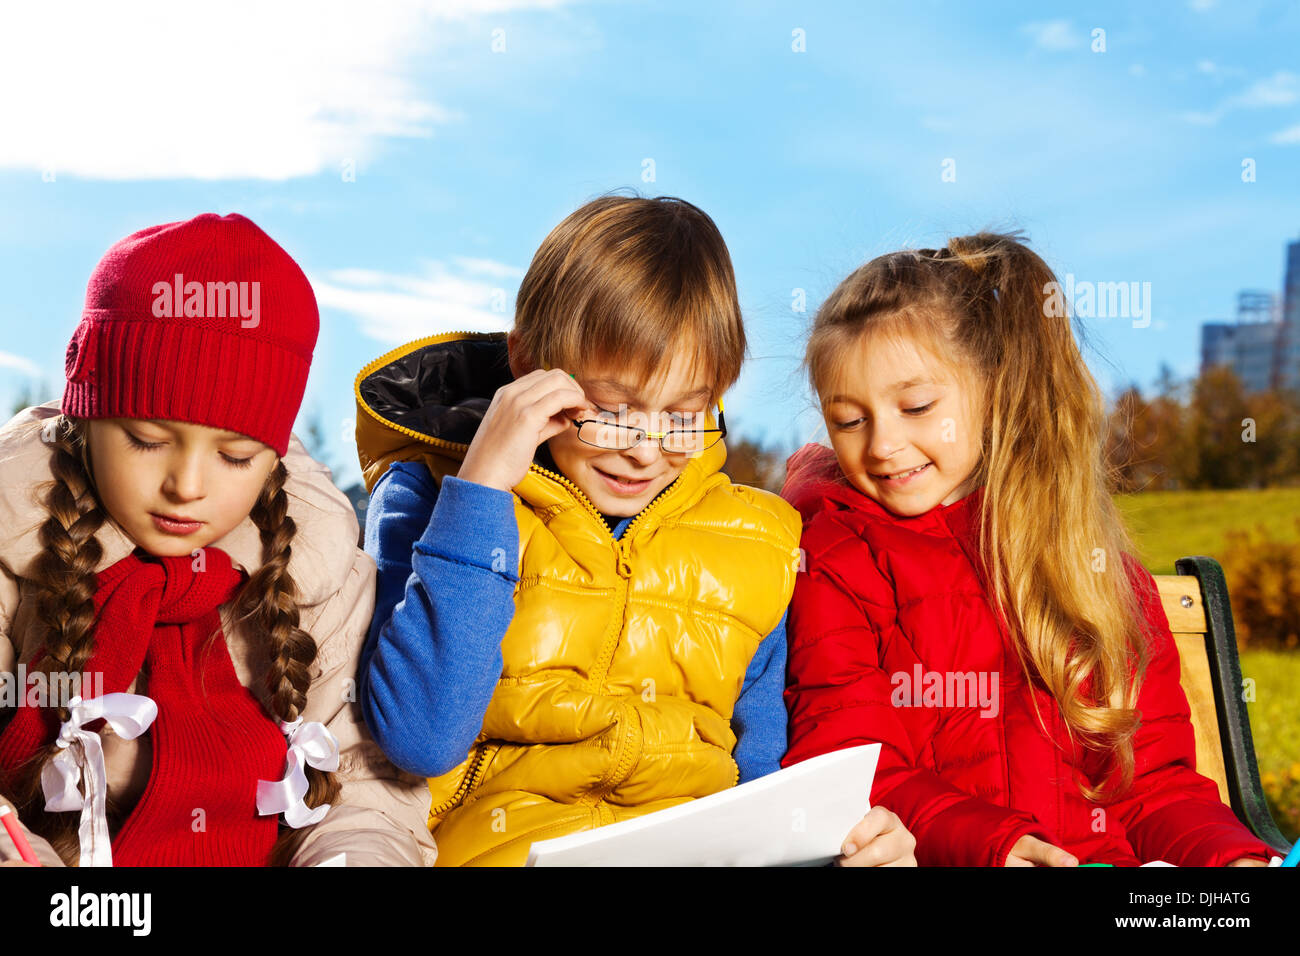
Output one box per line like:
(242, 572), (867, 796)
(9, 415), (338, 865)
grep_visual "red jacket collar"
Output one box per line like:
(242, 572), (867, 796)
(781, 443), (984, 539)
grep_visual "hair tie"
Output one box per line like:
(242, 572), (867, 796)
(255, 718), (339, 828)
(42, 693), (159, 867)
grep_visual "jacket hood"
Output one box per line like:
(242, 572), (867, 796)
(0, 402), (359, 607)
(354, 332), (514, 494)
(781, 441), (984, 541)
(354, 331), (728, 498)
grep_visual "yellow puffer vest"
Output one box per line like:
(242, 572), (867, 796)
(355, 332), (802, 866)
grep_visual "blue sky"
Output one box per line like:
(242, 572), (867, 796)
(2, 0), (1298, 489)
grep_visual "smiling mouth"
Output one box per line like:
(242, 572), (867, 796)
(595, 467), (656, 488)
(874, 463), (931, 481)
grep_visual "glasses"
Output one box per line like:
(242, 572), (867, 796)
(569, 404), (727, 454)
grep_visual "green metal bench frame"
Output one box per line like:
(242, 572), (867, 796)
(1176, 555), (1292, 855)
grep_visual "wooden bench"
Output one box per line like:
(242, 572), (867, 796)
(1158, 555), (1292, 855)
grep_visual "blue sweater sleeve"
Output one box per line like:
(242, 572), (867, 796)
(360, 465), (519, 777)
(730, 609), (789, 783)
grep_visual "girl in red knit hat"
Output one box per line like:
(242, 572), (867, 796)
(780, 233), (1279, 867)
(0, 214), (436, 867)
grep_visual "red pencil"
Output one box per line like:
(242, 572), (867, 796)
(0, 804), (41, 866)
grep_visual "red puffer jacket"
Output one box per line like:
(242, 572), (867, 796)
(780, 443), (1274, 867)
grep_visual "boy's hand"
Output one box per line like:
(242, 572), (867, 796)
(836, 806), (917, 866)
(1005, 835), (1079, 867)
(459, 369), (590, 493)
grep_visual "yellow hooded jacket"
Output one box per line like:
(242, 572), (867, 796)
(355, 332), (801, 866)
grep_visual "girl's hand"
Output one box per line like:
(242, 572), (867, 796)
(458, 369), (590, 493)
(1227, 857), (1268, 867)
(1005, 834), (1079, 867)
(0, 798), (37, 867)
(836, 806), (917, 866)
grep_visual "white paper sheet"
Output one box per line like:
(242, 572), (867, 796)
(525, 743), (880, 867)
(1143, 857), (1286, 867)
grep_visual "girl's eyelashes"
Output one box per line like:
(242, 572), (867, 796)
(123, 430), (255, 468)
(124, 430), (164, 451)
(831, 401), (937, 429)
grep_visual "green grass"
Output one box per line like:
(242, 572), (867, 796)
(1114, 487), (1300, 576)
(1240, 649), (1300, 843)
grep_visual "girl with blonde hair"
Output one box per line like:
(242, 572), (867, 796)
(781, 232), (1273, 866)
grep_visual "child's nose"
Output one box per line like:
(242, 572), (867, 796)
(867, 425), (903, 462)
(624, 435), (663, 467)
(164, 456), (206, 500)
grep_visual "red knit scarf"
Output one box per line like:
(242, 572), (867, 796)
(0, 548), (287, 865)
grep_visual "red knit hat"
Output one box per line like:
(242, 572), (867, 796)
(61, 213), (318, 458)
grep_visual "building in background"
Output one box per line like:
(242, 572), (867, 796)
(1281, 238), (1300, 393)
(1199, 237), (1300, 394)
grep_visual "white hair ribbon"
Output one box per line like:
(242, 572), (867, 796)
(41, 693), (158, 868)
(256, 718), (339, 828)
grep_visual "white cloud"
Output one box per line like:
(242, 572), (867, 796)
(427, 0), (571, 16)
(1270, 124), (1300, 144)
(919, 115), (957, 132)
(451, 256), (527, 279)
(1022, 20), (1078, 51)
(0, 351), (42, 377)
(312, 259), (520, 343)
(1191, 59), (1245, 82)
(1178, 69), (1300, 125)
(0, 0), (568, 180)
(1235, 70), (1300, 107)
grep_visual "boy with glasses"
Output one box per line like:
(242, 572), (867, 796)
(352, 195), (914, 866)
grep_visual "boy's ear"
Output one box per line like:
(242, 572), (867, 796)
(506, 330), (535, 379)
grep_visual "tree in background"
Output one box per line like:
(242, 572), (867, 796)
(1243, 387), (1300, 488)
(1185, 366), (1255, 489)
(1105, 366), (1300, 491)
(297, 407), (337, 479)
(9, 382), (55, 419)
(1107, 385), (1166, 492)
(720, 434), (790, 495)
